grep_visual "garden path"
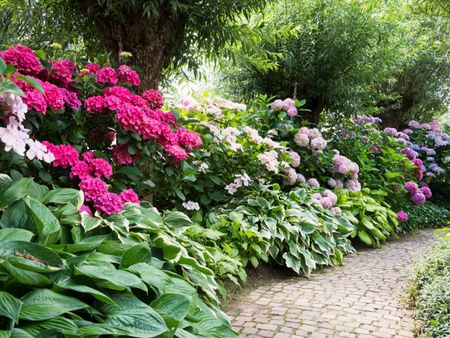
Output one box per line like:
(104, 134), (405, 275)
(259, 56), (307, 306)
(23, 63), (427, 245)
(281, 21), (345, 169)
(226, 229), (436, 338)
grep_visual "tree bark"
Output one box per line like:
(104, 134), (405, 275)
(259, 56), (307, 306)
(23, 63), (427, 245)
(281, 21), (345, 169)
(74, 2), (187, 89)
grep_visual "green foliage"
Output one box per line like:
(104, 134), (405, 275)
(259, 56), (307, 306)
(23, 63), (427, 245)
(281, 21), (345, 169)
(205, 184), (354, 275)
(336, 188), (399, 247)
(0, 174), (237, 337)
(401, 202), (450, 232)
(409, 241), (450, 337)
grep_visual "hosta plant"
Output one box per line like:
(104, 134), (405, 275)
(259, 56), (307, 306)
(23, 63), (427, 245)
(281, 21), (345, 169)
(204, 184), (355, 275)
(0, 174), (236, 337)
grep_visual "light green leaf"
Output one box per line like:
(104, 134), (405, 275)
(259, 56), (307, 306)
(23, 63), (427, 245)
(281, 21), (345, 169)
(20, 289), (89, 321)
(0, 228), (34, 242)
(0, 178), (33, 208)
(0, 291), (22, 323)
(23, 196), (61, 243)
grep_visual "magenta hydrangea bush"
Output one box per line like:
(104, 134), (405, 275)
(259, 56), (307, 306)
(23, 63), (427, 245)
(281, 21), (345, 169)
(0, 45), (203, 215)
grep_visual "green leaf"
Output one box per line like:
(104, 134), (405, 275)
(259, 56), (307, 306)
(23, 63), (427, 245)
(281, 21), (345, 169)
(54, 274), (116, 305)
(0, 228), (34, 242)
(0, 200), (36, 232)
(100, 293), (168, 337)
(21, 316), (80, 336)
(151, 294), (191, 329)
(0, 291), (22, 323)
(0, 174), (12, 195)
(163, 211), (193, 228)
(1, 261), (51, 286)
(0, 178), (33, 208)
(121, 243), (152, 268)
(75, 261), (147, 291)
(357, 230), (373, 246)
(1, 81), (25, 97)
(20, 289), (89, 321)
(14, 76), (45, 95)
(41, 189), (83, 208)
(80, 213), (102, 232)
(23, 196), (61, 243)
(0, 57), (6, 75)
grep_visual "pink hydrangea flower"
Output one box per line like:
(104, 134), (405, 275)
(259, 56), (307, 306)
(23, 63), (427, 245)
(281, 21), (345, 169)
(79, 178), (108, 201)
(79, 205), (93, 216)
(43, 142), (79, 168)
(271, 99), (284, 110)
(404, 181), (418, 192)
(288, 151), (301, 167)
(307, 178), (320, 188)
(90, 158), (113, 179)
(117, 65), (141, 87)
(116, 103), (146, 132)
(175, 128), (202, 150)
(296, 174), (306, 183)
(421, 186), (432, 199)
(396, 211), (409, 222)
(85, 96), (104, 114)
(164, 144), (189, 162)
(142, 89), (164, 109)
(22, 89), (47, 113)
(112, 144), (135, 165)
(94, 192), (124, 215)
(0, 45), (44, 75)
(287, 107), (298, 117)
(119, 188), (140, 205)
(95, 67), (118, 85)
(42, 82), (64, 111)
(60, 88), (81, 109)
(70, 160), (92, 180)
(50, 59), (76, 87)
(82, 63), (100, 75)
(410, 192), (426, 205)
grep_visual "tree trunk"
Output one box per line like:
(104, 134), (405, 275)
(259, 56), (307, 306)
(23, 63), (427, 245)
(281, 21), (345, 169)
(75, 2), (187, 89)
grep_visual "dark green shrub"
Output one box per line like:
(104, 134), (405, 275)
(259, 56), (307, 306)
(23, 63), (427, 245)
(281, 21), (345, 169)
(401, 202), (450, 232)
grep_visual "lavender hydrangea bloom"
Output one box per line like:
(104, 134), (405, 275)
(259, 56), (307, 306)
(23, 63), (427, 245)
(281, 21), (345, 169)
(384, 128), (398, 136)
(408, 120), (420, 129)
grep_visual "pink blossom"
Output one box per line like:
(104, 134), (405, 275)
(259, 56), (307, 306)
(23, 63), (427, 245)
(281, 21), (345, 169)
(95, 67), (118, 85)
(307, 178), (320, 188)
(112, 144), (135, 165)
(50, 59), (76, 86)
(94, 192), (124, 215)
(0, 45), (44, 75)
(271, 99), (284, 110)
(90, 158), (113, 179)
(79, 205), (92, 216)
(396, 211), (409, 222)
(142, 89), (164, 109)
(287, 107), (298, 117)
(421, 186), (432, 199)
(404, 182), (418, 193)
(320, 197), (333, 209)
(82, 63), (100, 75)
(119, 189), (140, 205)
(85, 96), (104, 114)
(81, 151), (95, 163)
(175, 128), (202, 150)
(60, 88), (81, 109)
(164, 144), (189, 162)
(296, 174), (306, 183)
(43, 142), (79, 168)
(42, 82), (64, 111)
(79, 178), (108, 201)
(118, 65), (140, 87)
(288, 151), (301, 167)
(22, 89), (47, 113)
(70, 161), (91, 180)
(116, 103), (146, 132)
(411, 192), (426, 205)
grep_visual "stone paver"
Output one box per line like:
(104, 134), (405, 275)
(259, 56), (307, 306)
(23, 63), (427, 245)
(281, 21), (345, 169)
(226, 229), (436, 337)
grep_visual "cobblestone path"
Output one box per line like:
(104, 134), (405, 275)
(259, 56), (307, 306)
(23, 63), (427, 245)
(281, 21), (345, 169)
(226, 229), (436, 338)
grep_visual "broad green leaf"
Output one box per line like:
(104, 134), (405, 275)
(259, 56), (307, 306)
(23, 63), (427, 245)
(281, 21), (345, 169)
(14, 76), (44, 95)
(0, 228), (34, 242)
(163, 211), (193, 228)
(0, 200), (36, 232)
(100, 293), (168, 337)
(121, 243), (152, 268)
(1, 81), (25, 97)
(0, 178), (33, 208)
(151, 293), (191, 329)
(357, 230), (373, 246)
(21, 317), (79, 336)
(1, 261), (51, 286)
(54, 274), (117, 305)
(0, 57), (6, 74)
(80, 213), (102, 232)
(0, 174), (12, 195)
(0, 291), (22, 323)
(74, 261), (147, 291)
(23, 196), (61, 243)
(20, 289), (89, 321)
(41, 188), (83, 208)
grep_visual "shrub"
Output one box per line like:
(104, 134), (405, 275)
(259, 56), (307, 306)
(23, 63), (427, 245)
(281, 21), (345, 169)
(400, 203), (450, 232)
(409, 241), (450, 337)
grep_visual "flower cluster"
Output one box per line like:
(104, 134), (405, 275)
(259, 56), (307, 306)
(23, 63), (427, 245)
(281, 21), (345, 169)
(396, 211), (409, 222)
(271, 98), (298, 117)
(293, 127), (327, 152)
(329, 155), (361, 192)
(225, 173), (251, 195)
(404, 181), (431, 205)
(182, 200), (200, 211)
(354, 116), (382, 125)
(42, 141), (139, 215)
(0, 93), (54, 163)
